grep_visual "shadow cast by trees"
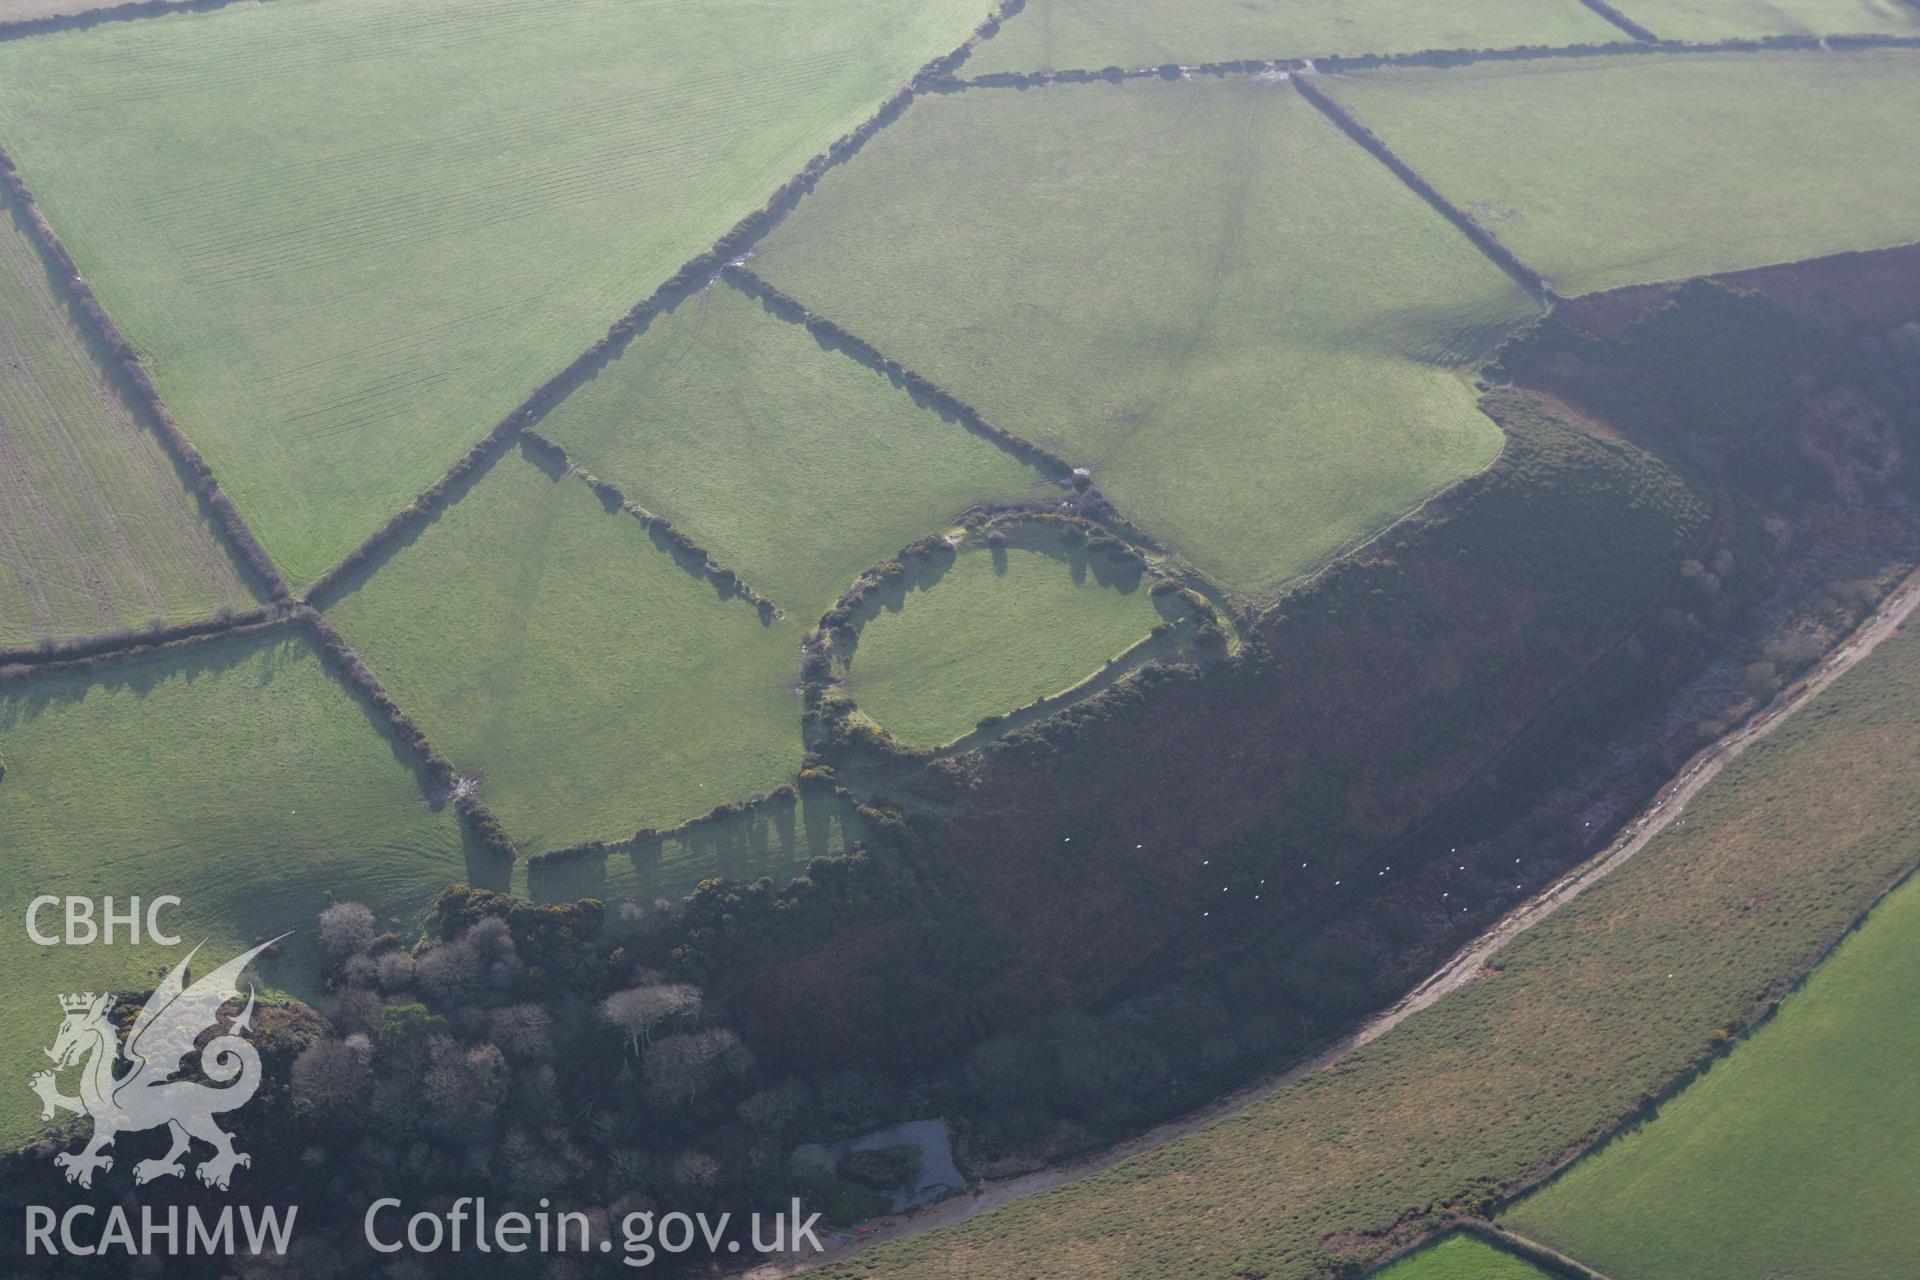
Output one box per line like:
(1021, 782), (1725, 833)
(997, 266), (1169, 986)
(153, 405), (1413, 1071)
(525, 788), (868, 914)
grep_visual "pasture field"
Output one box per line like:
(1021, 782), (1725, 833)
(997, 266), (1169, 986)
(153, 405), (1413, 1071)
(828, 624), (1920, 1279)
(0, 0), (988, 588)
(963, 0), (1615, 75)
(533, 282), (1038, 617)
(1367, 1236), (1554, 1280)
(323, 446), (806, 854)
(1619, 0), (1920, 39)
(754, 78), (1534, 600)
(1323, 50), (1920, 295)
(839, 540), (1171, 748)
(1500, 871), (1920, 1280)
(0, 630), (479, 1147)
(0, 187), (250, 646)
(525, 788), (870, 910)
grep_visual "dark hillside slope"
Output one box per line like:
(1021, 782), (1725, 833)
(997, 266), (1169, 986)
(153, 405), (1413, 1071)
(671, 405), (1707, 1051)
(654, 244), (1920, 1160)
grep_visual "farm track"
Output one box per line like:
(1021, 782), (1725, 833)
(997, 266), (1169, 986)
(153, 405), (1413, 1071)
(749, 563), (1920, 1275)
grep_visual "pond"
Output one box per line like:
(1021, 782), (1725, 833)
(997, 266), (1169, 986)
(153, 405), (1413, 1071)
(791, 1118), (964, 1217)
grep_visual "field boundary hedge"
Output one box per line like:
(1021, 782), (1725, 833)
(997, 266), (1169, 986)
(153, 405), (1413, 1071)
(300, 612), (517, 862)
(0, 604), (286, 669)
(302, 0), (1029, 608)
(1290, 75), (1554, 301)
(517, 430), (781, 619)
(530, 783), (801, 869)
(722, 267), (1170, 557)
(0, 148), (290, 603)
(799, 512), (1219, 762)
(721, 265), (1075, 481)
(0, 0), (284, 44)
(949, 32), (1920, 88)
(0, 608), (300, 685)
(527, 775), (880, 871)
(1455, 1221), (1618, 1280)
(1487, 854), (1920, 1220)
(0, 602), (518, 860)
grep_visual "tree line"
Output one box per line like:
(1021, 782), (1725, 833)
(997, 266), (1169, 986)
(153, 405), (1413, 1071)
(518, 429), (780, 621)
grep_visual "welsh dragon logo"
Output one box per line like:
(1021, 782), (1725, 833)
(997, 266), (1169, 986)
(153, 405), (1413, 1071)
(29, 936), (285, 1191)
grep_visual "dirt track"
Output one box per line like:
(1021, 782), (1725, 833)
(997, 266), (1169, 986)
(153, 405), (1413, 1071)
(752, 564), (1920, 1276)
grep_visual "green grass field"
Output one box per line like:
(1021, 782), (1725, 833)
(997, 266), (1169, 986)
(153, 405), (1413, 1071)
(0, 187), (251, 646)
(841, 541), (1168, 748)
(755, 78), (1534, 600)
(0, 630), (480, 1147)
(324, 446), (807, 853)
(1324, 50), (1920, 295)
(532, 282), (1038, 618)
(964, 0), (1616, 75)
(829, 624), (1920, 1279)
(1619, 0), (1920, 39)
(525, 787), (870, 910)
(1366, 1236), (1554, 1280)
(1499, 872), (1920, 1280)
(0, 0), (987, 588)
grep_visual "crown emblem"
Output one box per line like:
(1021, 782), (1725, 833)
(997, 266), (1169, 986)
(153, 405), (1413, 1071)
(58, 992), (102, 1013)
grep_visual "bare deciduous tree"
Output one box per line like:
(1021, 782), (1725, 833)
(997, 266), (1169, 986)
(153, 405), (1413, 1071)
(600, 983), (701, 1058)
(318, 901), (376, 959)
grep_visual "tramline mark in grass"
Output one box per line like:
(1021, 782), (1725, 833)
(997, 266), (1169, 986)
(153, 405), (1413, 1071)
(961, 0), (1618, 76)
(323, 446), (807, 854)
(0, 185), (251, 646)
(0, 630), (480, 1148)
(1321, 50), (1920, 296)
(533, 282), (1038, 619)
(0, 0), (988, 588)
(755, 77), (1536, 600)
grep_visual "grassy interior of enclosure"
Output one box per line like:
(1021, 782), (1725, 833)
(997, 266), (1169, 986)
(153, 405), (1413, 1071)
(323, 447), (807, 854)
(523, 788), (870, 912)
(532, 282), (1039, 618)
(963, 0), (1615, 75)
(827, 625), (1920, 1280)
(0, 631), (479, 1148)
(0, 0), (988, 588)
(755, 77), (1534, 600)
(0, 185), (250, 646)
(1366, 1235), (1556, 1280)
(839, 540), (1174, 748)
(1615, 0), (1920, 39)
(1323, 50), (1920, 296)
(1499, 868), (1920, 1280)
